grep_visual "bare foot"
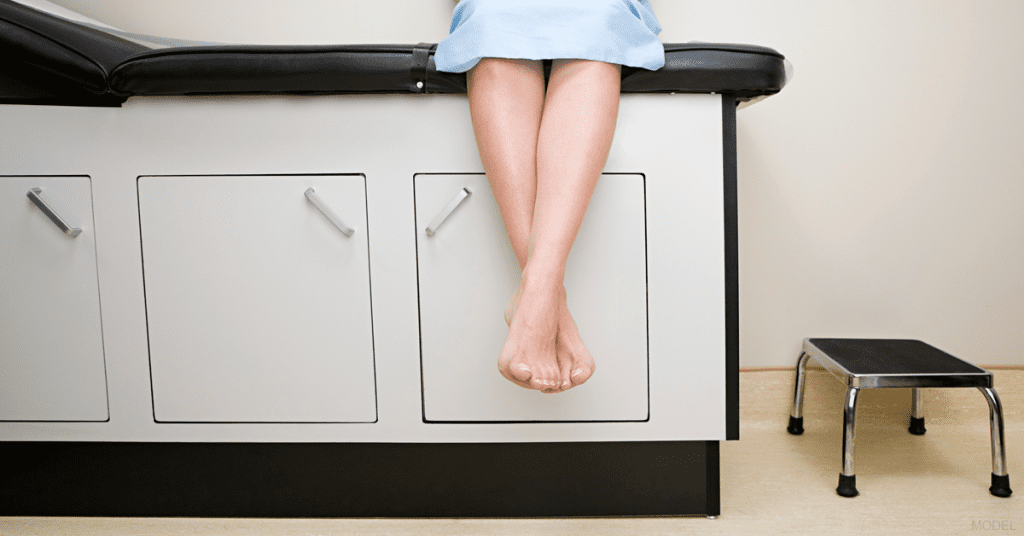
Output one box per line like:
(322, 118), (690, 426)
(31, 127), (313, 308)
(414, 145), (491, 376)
(557, 299), (596, 389)
(504, 285), (595, 392)
(498, 280), (563, 392)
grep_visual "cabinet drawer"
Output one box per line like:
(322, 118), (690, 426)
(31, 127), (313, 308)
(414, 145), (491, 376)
(415, 174), (648, 422)
(138, 175), (376, 423)
(0, 176), (108, 421)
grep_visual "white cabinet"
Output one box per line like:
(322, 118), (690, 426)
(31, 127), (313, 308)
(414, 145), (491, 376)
(0, 93), (731, 445)
(414, 174), (649, 422)
(138, 175), (376, 423)
(0, 176), (108, 421)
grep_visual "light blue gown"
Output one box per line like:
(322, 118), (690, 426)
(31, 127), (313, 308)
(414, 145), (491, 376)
(433, 0), (665, 73)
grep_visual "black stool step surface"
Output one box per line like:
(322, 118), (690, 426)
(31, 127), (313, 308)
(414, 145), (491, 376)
(805, 339), (991, 389)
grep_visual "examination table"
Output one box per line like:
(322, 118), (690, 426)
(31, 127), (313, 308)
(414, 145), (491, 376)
(0, 0), (789, 517)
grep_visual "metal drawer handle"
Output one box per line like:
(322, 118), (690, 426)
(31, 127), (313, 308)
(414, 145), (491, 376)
(305, 187), (354, 237)
(426, 187), (471, 236)
(26, 188), (82, 238)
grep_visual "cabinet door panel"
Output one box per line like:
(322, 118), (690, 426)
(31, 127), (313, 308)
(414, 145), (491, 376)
(0, 176), (107, 421)
(416, 174), (648, 422)
(139, 175), (375, 423)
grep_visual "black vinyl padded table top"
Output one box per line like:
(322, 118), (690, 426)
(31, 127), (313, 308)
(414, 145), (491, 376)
(1, 0), (787, 107)
(807, 339), (988, 376)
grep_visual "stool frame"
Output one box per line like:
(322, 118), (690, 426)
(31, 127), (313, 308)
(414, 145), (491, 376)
(786, 338), (1012, 498)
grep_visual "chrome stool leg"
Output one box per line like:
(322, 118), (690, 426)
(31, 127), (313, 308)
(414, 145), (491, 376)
(787, 352), (812, 435)
(979, 387), (1012, 497)
(837, 386), (860, 497)
(908, 388), (926, 435)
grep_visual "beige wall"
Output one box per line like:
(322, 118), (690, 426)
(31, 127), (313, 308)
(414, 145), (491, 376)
(49, 0), (1024, 368)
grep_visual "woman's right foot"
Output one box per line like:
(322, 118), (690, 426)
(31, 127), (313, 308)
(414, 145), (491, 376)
(498, 280), (563, 392)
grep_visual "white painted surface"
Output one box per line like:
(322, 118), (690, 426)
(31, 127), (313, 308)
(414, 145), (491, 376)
(138, 175), (376, 423)
(0, 176), (108, 421)
(416, 174), (649, 422)
(0, 92), (725, 442)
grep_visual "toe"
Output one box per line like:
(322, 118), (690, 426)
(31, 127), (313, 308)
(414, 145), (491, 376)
(545, 365), (563, 393)
(500, 361), (534, 390)
(510, 363), (532, 382)
(529, 375), (551, 392)
(528, 365), (551, 392)
(570, 365), (594, 386)
(557, 359), (573, 392)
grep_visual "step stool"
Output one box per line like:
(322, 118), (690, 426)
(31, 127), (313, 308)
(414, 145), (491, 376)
(786, 338), (1012, 498)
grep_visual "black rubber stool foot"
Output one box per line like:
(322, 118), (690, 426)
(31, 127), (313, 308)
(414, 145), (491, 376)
(990, 474), (1012, 497)
(837, 474), (858, 497)
(787, 416), (804, 435)
(908, 417), (926, 435)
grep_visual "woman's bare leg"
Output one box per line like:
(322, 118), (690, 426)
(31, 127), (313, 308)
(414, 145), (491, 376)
(467, 58), (619, 393)
(466, 58), (553, 391)
(519, 58), (619, 389)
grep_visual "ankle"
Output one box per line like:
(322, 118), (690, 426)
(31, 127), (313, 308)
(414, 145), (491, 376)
(520, 265), (564, 293)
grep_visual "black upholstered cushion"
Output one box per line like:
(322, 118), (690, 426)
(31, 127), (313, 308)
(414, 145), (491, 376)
(108, 42), (787, 99)
(1, 0), (787, 106)
(0, 0), (147, 94)
(623, 43), (786, 98)
(108, 45), (465, 97)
